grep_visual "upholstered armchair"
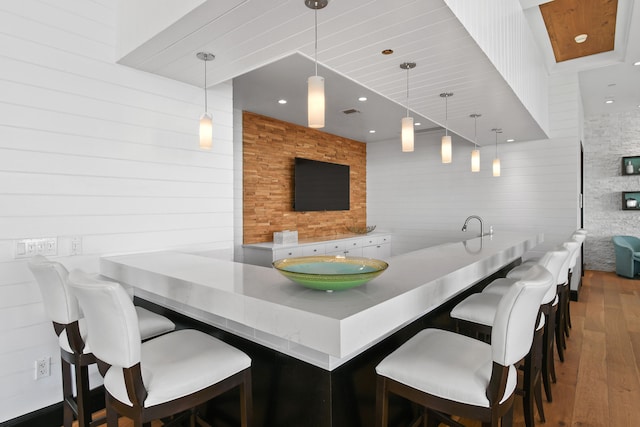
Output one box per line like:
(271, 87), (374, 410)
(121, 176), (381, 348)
(612, 236), (640, 278)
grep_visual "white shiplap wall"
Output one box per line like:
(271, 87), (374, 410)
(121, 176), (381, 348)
(445, 0), (549, 136)
(367, 73), (581, 260)
(0, 0), (234, 422)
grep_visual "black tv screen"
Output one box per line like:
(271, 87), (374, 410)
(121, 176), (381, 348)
(294, 158), (350, 211)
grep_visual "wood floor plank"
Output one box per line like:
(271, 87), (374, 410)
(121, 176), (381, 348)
(571, 329), (609, 426)
(620, 291), (640, 333)
(607, 361), (640, 427)
(630, 332), (640, 374)
(583, 280), (605, 332)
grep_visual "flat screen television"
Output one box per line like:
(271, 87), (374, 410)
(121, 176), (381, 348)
(294, 157), (350, 211)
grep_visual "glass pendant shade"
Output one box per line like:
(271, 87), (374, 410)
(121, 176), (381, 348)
(401, 116), (414, 152)
(441, 135), (452, 163)
(308, 75), (325, 128)
(199, 112), (213, 150)
(471, 149), (480, 172)
(493, 158), (501, 177)
(197, 52), (215, 149)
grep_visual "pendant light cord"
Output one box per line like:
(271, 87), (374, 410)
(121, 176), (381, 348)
(444, 95), (448, 136)
(495, 130), (498, 157)
(204, 59), (208, 113)
(314, 9), (318, 76)
(405, 67), (410, 117)
(474, 115), (478, 149)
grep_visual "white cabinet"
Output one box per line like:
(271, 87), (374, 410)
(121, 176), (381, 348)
(362, 242), (391, 259)
(242, 233), (392, 267)
(274, 247), (304, 260)
(325, 241), (346, 255)
(303, 244), (325, 256)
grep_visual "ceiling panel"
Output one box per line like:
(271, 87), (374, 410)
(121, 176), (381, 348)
(117, 0), (640, 147)
(540, 0), (617, 63)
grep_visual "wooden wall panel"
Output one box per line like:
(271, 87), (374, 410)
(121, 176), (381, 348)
(243, 112), (366, 244)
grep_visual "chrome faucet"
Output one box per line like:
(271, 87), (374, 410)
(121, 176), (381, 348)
(462, 215), (484, 237)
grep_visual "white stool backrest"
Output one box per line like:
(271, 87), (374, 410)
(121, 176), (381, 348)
(572, 232), (586, 244)
(67, 269), (141, 369)
(28, 255), (79, 326)
(537, 248), (569, 304)
(491, 264), (553, 366)
(562, 240), (581, 274)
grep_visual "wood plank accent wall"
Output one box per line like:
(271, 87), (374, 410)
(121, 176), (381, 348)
(242, 112), (366, 244)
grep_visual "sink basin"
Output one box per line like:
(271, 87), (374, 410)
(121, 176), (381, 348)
(272, 255), (388, 291)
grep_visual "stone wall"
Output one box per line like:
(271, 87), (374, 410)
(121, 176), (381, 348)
(583, 109), (640, 271)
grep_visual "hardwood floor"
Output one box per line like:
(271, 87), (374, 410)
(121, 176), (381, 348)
(462, 270), (640, 427)
(77, 270), (640, 427)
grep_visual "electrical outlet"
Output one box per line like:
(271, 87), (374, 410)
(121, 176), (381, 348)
(14, 237), (58, 258)
(70, 236), (82, 256)
(34, 356), (50, 380)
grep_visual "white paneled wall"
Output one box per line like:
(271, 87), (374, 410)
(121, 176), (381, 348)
(367, 73), (581, 259)
(0, 1), (234, 422)
(445, 0), (549, 135)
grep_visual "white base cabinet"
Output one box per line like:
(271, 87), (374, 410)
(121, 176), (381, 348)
(243, 234), (391, 267)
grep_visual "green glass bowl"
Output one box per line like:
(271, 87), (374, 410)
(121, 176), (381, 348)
(272, 255), (388, 291)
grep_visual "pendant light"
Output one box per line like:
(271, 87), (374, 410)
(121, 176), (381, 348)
(492, 128), (502, 177)
(305, 0), (328, 129)
(400, 62), (416, 152)
(470, 113), (481, 172)
(440, 92), (453, 163)
(196, 52), (215, 150)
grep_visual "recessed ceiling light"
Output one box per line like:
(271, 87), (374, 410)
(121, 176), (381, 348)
(605, 99), (614, 104)
(358, 96), (367, 102)
(278, 99), (287, 104)
(369, 130), (376, 133)
(574, 34), (588, 43)
(414, 122), (421, 126)
(381, 49), (394, 55)
(506, 138), (515, 142)
(634, 61), (640, 66)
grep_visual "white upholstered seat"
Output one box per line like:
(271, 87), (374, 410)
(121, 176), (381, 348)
(375, 265), (553, 427)
(377, 329), (517, 408)
(67, 270), (253, 427)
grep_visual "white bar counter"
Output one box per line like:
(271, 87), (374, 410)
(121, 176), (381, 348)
(100, 231), (542, 370)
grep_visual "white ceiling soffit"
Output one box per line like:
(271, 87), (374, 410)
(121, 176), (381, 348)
(522, 0), (640, 117)
(117, 0), (549, 145)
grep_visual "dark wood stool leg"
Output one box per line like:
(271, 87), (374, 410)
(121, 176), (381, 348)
(61, 357), (74, 427)
(74, 357), (92, 427)
(555, 286), (566, 362)
(542, 303), (557, 402)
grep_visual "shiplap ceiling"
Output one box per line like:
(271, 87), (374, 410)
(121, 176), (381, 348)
(119, 0), (640, 144)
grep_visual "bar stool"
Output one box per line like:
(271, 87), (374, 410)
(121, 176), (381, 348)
(67, 269), (253, 427)
(566, 231), (587, 333)
(485, 243), (574, 403)
(449, 249), (566, 426)
(28, 255), (176, 427)
(375, 265), (553, 427)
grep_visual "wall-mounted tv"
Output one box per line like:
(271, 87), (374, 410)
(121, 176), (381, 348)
(294, 157), (350, 212)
